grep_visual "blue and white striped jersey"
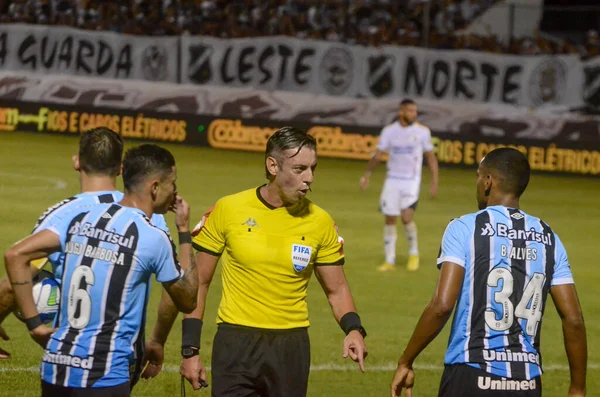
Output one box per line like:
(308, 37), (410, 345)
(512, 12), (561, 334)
(437, 205), (574, 380)
(39, 203), (183, 388)
(32, 191), (168, 278)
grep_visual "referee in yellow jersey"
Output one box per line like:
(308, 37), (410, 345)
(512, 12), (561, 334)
(179, 126), (368, 396)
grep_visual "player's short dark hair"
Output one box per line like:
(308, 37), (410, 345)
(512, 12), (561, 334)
(265, 126), (317, 180)
(122, 144), (176, 192)
(78, 127), (123, 177)
(481, 147), (530, 197)
(400, 98), (416, 107)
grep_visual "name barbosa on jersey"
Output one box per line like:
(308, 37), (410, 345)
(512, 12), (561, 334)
(65, 241), (126, 266)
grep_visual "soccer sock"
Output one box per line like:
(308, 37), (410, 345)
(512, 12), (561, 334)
(404, 221), (419, 256)
(384, 225), (397, 265)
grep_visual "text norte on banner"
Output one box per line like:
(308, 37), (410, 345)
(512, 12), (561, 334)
(207, 119), (378, 160)
(0, 106), (187, 142)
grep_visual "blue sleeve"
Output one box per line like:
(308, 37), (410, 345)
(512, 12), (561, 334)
(437, 218), (470, 269)
(551, 234), (574, 286)
(149, 230), (184, 283)
(150, 214), (170, 234)
(42, 210), (74, 252)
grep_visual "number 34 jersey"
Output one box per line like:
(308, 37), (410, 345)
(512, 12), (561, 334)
(437, 205), (574, 380)
(39, 203), (183, 388)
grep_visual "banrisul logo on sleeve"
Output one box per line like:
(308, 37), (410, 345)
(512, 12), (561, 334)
(291, 244), (312, 272)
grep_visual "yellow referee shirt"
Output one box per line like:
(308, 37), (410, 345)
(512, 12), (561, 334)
(192, 186), (345, 329)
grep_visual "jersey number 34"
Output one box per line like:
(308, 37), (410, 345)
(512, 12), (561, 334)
(485, 268), (545, 338)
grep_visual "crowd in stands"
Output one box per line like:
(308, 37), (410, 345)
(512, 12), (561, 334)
(0, 0), (598, 57)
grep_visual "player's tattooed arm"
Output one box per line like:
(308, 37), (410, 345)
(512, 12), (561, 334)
(162, 196), (199, 313)
(4, 230), (60, 322)
(9, 280), (30, 286)
(163, 241), (198, 314)
(0, 265), (40, 324)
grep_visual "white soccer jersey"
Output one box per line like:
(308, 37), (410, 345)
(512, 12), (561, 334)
(376, 121), (434, 184)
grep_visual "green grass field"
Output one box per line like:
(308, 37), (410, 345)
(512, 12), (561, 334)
(0, 131), (598, 396)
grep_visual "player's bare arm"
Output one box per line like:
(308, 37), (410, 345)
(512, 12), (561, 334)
(3, 230), (60, 348)
(551, 283), (587, 396)
(0, 265), (41, 324)
(141, 289), (177, 380)
(180, 251), (219, 390)
(0, 265), (42, 358)
(314, 265), (368, 372)
(391, 261), (464, 397)
(161, 197), (198, 314)
(424, 150), (439, 198)
(360, 150), (385, 191)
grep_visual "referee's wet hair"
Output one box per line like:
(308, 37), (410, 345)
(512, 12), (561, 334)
(264, 127), (317, 180)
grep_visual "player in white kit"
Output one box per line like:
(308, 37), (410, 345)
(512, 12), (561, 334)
(360, 99), (439, 272)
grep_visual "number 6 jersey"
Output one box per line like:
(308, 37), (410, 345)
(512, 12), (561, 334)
(39, 203), (183, 388)
(437, 205), (574, 380)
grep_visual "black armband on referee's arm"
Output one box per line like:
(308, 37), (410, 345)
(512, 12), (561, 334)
(182, 318), (202, 349)
(24, 315), (43, 331)
(179, 231), (192, 245)
(340, 312), (367, 338)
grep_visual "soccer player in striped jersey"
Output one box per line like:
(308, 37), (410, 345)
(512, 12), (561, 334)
(4, 144), (199, 397)
(0, 127), (167, 372)
(391, 148), (587, 397)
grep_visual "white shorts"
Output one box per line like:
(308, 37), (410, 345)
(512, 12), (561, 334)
(379, 178), (420, 216)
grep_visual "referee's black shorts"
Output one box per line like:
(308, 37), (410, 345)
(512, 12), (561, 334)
(439, 364), (542, 397)
(211, 323), (310, 397)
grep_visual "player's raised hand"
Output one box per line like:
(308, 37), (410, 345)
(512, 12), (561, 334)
(141, 340), (164, 379)
(180, 355), (209, 390)
(342, 330), (368, 372)
(390, 361), (415, 397)
(0, 326), (10, 359)
(29, 324), (55, 349)
(360, 175), (370, 191)
(171, 196), (191, 231)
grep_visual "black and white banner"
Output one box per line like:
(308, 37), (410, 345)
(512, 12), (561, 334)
(0, 24), (178, 82)
(0, 25), (593, 108)
(2, 71), (599, 145)
(181, 36), (584, 108)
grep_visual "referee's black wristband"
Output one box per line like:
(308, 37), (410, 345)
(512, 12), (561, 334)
(24, 315), (43, 331)
(340, 312), (366, 338)
(182, 318), (202, 349)
(179, 231), (192, 245)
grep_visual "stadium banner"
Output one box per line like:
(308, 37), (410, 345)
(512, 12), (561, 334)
(3, 72), (597, 146)
(1, 100), (599, 177)
(0, 24), (178, 82)
(180, 35), (584, 108)
(0, 101), (197, 145)
(582, 56), (600, 108)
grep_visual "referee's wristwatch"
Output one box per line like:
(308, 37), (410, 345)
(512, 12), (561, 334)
(181, 346), (199, 359)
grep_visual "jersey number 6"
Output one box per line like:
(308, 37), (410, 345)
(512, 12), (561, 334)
(68, 266), (95, 329)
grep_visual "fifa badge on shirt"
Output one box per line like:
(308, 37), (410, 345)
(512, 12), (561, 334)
(291, 244), (312, 272)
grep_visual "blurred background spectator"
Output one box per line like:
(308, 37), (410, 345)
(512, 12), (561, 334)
(0, 0), (597, 56)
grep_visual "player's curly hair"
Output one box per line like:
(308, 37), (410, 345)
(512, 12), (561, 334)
(264, 126), (317, 180)
(79, 127), (123, 177)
